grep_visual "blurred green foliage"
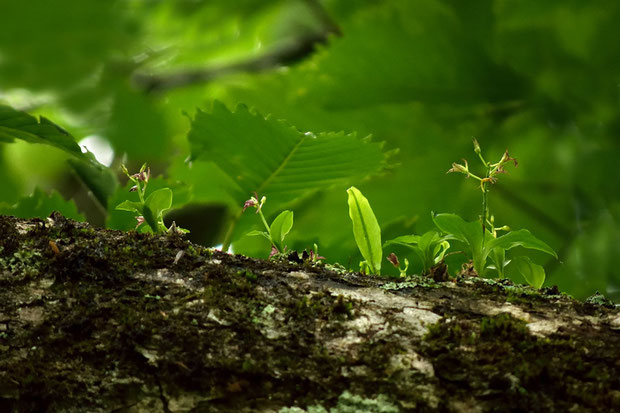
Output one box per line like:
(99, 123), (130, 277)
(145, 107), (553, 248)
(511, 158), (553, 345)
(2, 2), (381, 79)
(1, 0), (618, 300)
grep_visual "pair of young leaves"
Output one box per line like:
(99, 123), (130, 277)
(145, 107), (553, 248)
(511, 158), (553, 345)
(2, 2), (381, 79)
(248, 210), (294, 253)
(116, 188), (173, 234)
(347, 186), (557, 288)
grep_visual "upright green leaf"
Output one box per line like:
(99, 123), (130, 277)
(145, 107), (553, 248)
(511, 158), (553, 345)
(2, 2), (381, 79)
(432, 213), (486, 275)
(506, 256), (546, 289)
(347, 186), (382, 274)
(143, 188), (173, 232)
(269, 210), (293, 251)
(187, 102), (390, 207)
(432, 213), (482, 254)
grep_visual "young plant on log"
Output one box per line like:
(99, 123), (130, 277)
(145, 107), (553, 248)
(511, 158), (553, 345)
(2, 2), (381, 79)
(243, 193), (293, 257)
(436, 140), (557, 288)
(347, 186), (382, 275)
(116, 164), (184, 234)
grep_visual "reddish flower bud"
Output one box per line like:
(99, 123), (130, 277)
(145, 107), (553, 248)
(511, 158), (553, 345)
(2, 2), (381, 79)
(387, 253), (400, 268)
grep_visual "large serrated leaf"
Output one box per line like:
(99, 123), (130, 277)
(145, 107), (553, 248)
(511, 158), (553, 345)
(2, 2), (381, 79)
(187, 101), (389, 207)
(0, 187), (84, 221)
(0, 104), (83, 157)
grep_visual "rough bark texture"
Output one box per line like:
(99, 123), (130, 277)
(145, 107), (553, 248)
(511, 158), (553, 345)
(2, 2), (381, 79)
(1, 213), (619, 412)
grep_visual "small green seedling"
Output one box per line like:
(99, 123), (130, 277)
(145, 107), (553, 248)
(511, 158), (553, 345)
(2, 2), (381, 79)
(384, 230), (451, 274)
(116, 164), (181, 234)
(347, 186), (382, 275)
(243, 193), (293, 257)
(440, 140), (557, 287)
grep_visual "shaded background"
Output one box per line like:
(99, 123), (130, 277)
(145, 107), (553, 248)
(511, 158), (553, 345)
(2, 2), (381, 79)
(1, 0), (618, 300)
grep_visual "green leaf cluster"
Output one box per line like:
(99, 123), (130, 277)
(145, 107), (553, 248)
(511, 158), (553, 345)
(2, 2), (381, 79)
(384, 231), (450, 274)
(433, 213), (557, 287)
(116, 188), (173, 234)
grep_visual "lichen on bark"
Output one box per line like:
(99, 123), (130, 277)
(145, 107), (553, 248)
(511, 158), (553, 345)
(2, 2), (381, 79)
(0, 213), (619, 412)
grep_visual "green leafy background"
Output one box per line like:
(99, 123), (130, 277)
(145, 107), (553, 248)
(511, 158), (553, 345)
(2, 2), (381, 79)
(1, 0), (618, 300)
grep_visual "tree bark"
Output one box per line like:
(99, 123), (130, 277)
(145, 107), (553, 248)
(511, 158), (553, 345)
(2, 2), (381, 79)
(1, 213), (619, 412)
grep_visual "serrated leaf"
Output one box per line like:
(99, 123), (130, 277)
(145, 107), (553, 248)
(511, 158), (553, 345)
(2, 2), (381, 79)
(485, 229), (557, 259)
(0, 104), (84, 158)
(0, 187), (84, 221)
(187, 102), (389, 207)
(68, 158), (118, 209)
(269, 210), (293, 251)
(347, 186), (382, 274)
(506, 256), (546, 289)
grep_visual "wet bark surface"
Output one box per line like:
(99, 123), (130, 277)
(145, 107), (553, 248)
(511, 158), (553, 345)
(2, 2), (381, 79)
(1, 213), (619, 412)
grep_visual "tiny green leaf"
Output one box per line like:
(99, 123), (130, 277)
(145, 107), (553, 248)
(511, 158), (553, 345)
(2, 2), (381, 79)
(115, 200), (144, 213)
(347, 186), (382, 274)
(384, 235), (421, 246)
(488, 247), (507, 277)
(506, 256), (546, 289)
(269, 210), (293, 251)
(247, 230), (271, 240)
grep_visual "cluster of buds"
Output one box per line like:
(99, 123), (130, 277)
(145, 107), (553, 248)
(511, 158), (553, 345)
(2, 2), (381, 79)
(121, 163), (151, 229)
(125, 164), (150, 193)
(447, 158), (471, 176)
(495, 150), (518, 172)
(243, 192), (266, 214)
(121, 163), (151, 192)
(447, 138), (517, 192)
